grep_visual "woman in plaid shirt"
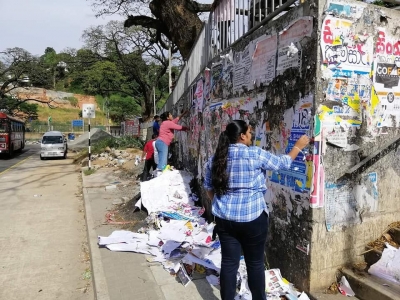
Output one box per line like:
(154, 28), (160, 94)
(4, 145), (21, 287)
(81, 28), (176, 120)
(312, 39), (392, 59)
(204, 120), (309, 300)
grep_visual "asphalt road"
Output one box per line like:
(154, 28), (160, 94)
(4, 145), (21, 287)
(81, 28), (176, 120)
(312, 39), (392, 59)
(0, 145), (93, 300)
(0, 144), (40, 174)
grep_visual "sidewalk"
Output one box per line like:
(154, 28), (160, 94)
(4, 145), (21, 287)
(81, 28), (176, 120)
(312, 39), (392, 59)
(82, 167), (221, 300)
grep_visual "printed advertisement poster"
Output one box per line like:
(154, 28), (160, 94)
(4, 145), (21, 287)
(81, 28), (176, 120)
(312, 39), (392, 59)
(222, 59), (234, 99)
(276, 17), (313, 75)
(210, 63), (223, 102)
(204, 69), (211, 103)
(353, 172), (378, 213)
(276, 42), (302, 75)
(269, 95), (312, 192)
(323, 76), (371, 126)
(233, 44), (252, 94)
(194, 78), (204, 114)
(374, 28), (400, 118)
(325, 0), (365, 19)
(321, 16), (373, 77)
(325, 182), (359, 231)
(250, 35), (277, 89)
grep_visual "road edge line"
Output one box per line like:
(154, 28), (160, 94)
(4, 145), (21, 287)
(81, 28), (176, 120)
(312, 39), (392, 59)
(0, 153), (34, 176)
(82, 170), (110, 300)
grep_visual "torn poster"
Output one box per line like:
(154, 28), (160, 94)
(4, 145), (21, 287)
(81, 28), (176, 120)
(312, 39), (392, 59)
(325, 182), (360, 231)
(353, 172), (378, 213)
(373, 28), (400, 119)
(233, 45), (252, 94)
(250, 34), (277, 89)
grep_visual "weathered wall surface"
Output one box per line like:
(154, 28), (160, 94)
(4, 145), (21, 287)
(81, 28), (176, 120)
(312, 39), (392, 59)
(168, 2), (319, 291)
(310, 0), (400, 291)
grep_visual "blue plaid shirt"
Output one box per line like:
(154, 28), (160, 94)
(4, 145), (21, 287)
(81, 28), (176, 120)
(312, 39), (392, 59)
(204, 144), (292, 222)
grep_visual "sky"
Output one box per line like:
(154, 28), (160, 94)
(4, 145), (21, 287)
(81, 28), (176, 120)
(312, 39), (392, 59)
(0, 0), (119, 56)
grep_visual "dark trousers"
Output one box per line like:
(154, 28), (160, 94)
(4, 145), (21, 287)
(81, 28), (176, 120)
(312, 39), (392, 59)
(141, 158), (157, 181)
(216, 211), (269, 300)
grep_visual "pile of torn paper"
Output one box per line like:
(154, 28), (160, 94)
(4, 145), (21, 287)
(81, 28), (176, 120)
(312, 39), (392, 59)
(368, 243), (400, 284)
(98, 170), (311, 299)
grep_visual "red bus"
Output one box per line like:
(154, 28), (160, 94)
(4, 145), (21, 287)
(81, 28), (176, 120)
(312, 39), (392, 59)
(0, 112), (25, 157)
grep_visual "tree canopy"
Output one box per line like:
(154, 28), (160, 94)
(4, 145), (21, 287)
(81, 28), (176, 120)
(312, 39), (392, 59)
(90, 0), (212, 60)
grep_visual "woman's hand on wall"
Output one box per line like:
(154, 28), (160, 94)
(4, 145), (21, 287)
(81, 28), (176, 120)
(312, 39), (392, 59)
(294, 135), (310, 150)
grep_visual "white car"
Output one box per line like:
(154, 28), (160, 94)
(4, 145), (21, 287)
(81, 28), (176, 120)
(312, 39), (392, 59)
(40, 131), (68, 160)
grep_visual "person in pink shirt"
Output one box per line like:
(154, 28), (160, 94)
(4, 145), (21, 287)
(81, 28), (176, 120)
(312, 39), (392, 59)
(155, 110), (188, 171)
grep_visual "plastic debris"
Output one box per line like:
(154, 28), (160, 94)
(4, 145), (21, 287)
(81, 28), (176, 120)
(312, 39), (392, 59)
(369, 243), (400, 284)
(287, 42), (299, 57)
(338, 276), (355, 296)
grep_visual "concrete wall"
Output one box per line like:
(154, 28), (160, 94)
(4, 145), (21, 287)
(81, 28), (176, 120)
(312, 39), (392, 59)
(310, 0), (400, 291)
(164, 0), (400, 293)
(167, 2), (319, 291)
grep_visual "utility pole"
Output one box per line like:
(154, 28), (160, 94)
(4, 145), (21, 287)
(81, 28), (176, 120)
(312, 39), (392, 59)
(153, 86), (156, 115)
(168, 45), (172, 94)
(105, 98), (110, 133)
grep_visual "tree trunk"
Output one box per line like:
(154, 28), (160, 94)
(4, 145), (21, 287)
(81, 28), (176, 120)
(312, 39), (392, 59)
(53, 69), (56, 90)
(142, 91), (153, 121)
(149, 0), (204, 60)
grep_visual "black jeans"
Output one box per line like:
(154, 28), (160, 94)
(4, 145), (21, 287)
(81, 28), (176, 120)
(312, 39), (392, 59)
(216, 211), (269, 300)
(141, 158), (157, 181)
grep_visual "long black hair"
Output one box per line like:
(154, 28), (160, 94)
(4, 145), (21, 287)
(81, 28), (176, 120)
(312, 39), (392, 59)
(211, 120), (248, 197)
(160, 111), (170, 121)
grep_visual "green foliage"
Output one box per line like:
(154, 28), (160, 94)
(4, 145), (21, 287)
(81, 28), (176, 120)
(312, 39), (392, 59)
(92, 136), (144, 153)
(0, 95), (38, 121)
(372, 0), (397, 7)
(83, 168), (96, 176)
(95, 94), (141, 123)
(81, 61), (125, 95)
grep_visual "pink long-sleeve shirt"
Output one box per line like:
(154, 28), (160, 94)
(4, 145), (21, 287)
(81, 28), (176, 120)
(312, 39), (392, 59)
(158, 118), (183, 146)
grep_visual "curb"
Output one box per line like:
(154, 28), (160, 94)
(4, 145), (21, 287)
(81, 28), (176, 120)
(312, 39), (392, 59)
(82, 172), (110, 300)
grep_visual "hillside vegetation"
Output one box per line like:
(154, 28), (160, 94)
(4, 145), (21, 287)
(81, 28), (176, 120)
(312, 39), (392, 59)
(37, 106), (107, 125)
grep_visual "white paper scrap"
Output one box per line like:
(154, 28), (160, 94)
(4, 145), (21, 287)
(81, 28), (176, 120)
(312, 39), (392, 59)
(106, 240), (154, 254)
(98, 230), (148, 246)
(298, 292), (311, 300)
(369, 243), (400, 284)
(182, 253), (220, 272)
(206, 275), (219, 286)
(338, 276), (355, 296)
(158, 220), (189, 243)
(161, 240), (182, 258)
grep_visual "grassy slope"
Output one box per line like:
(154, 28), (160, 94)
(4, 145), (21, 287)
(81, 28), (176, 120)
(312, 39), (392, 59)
(37, 106), (108, 126)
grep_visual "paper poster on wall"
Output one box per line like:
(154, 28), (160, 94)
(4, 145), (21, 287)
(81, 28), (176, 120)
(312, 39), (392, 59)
(190, 84), (196, 109)
(222, 58), (234, 99)
(321, 16), (373, 77)
(276, 16), (313, 75)
(353, 172), (378, 213)
(233, 45), (252, 95)
(268, 95), (313, 192)
(194, 78), (204, 113)
(250, 34), (277, 89)
(204, 69), (211, 103)
(310, 129), (325, 208)
(210, 62), (223, 102)
(325, 0), (365, 19)
(276, 42), (302, 75)
(286, 95), (312, 156)
(373, 28), (400, 119)
(321, 76), (368, 127)
(325, 182), (360, 231)
(188, 114), (200, 150)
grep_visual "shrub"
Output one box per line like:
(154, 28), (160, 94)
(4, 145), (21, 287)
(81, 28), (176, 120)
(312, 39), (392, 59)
(64, 96), (79, 107)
